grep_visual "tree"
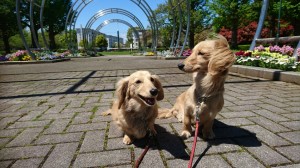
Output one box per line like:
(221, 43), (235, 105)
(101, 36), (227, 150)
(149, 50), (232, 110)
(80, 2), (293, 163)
(209, 0), (252, 49)
(154, 0), (212, 49)
(43, 0), (73, 49)
(0, 0), (19, 53)
(95, 35), (108, 48)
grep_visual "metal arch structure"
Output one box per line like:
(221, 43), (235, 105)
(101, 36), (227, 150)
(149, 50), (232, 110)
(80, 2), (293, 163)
(167, 0), (191, 57)
(16, 0), (191, 59)
(64, 0), (158, 52)
(82, 8), (145, 49)
(96, 19), (142, 48)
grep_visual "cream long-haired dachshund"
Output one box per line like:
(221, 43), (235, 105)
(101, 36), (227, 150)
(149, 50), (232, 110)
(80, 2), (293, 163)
(103, 71), (164, 144)
(158, 35), (235, 139)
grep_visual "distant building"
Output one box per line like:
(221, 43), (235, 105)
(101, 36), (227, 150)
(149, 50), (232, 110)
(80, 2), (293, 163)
(76, 28), (124, 49)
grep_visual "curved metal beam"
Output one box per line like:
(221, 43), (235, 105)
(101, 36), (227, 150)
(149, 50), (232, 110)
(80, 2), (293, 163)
(96, 19), (141, 48)
(250, 0), (269, 50)
(96, 19), (140, 39)
(16, 0), (35, 59)
(29, 0), (41, 49)
(64, 0), (157, 51)
(40, 0), (49, 49)
(83, 8), (146, 49)
(179, 0), (191, 57)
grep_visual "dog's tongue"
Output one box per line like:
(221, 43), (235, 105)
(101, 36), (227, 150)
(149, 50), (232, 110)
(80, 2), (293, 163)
(145, 98), (155, 105)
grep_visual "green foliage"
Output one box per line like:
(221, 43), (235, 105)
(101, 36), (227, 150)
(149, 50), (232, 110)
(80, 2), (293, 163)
(0, 0), (19, 53)
(95, 35), (108, 48)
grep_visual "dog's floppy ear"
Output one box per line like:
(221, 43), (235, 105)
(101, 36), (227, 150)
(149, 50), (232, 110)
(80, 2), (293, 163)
(152, 75), (164, 101)
(208, 40), (235, 75)
(116, 77), (129, 109)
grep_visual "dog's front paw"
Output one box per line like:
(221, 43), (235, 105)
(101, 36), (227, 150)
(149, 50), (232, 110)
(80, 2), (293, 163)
(123, 135), (133, 145)
(181, 130), (192, 139)
(203, 131), (215, 140)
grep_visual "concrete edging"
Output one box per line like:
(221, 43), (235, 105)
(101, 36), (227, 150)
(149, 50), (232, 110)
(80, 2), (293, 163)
(230, 65), (300, 85)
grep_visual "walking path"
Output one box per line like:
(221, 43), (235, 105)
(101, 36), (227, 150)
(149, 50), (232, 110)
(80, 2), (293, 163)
(0, 56), (299, 168)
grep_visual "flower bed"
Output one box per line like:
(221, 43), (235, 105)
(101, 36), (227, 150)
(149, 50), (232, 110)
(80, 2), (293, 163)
(0, 50), (74, 62)
(235, 45), (300, 72)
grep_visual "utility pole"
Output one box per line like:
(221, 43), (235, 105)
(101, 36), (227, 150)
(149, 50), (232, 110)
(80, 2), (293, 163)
(117, 30), (120, 50)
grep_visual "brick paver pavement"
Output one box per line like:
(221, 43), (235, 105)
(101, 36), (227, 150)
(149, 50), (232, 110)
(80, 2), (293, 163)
(0, 56), (299, 168)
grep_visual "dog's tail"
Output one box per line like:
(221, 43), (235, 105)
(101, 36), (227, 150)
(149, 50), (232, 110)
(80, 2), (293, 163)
(157, 108), (174, 119)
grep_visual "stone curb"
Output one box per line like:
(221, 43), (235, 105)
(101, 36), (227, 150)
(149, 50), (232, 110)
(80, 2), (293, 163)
(230, 65), (300, 85)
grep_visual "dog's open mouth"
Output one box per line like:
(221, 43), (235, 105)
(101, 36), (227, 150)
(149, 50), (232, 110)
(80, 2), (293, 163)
(138, 95), (155, 106)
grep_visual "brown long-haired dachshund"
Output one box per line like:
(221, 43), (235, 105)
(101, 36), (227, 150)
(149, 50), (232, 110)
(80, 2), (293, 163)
(103, 71), (164, 144)
(158, 35), (235, 139)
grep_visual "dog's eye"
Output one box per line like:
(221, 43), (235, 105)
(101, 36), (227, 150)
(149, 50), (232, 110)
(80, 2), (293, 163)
(135, 80), (142, 84)
(150, 77), (154, 82)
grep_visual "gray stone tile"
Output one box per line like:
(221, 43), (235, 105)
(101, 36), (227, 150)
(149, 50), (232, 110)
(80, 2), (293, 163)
(168, 155), (231, 168)
(276, 145), (300, 162)
(8, 120), (51, 129)
(220, 111), (257, 118)
(108, 122), (123, 138)
(80, 130), (104, 153)
(186, 138), (242, 156)
(44, 119), (70, 134)
(282, 113), (300, 120)
(248, 116), (290, 133)
(242, 125), (290, 146)
(272, 164), (300, 168)
(12, 158), (43, 168)
(240, 142), (291, 166)
(0, 129), (22, 138)
(256, 104), (286, 114)
(7, 127), (43, 147)
(252, 109), (289, 122)
(73, 150), (131, 167)
(67, 122), (106, 132)
(219, 118), (254, 126)
(0, 145), (52, 160)
(279, 121), (300, 131)
(278, 131), (300, 143)
(134, 148), (165, 168)
(0, 161), (13, 168)
(42, 143), (78, 168)
(224, 152), (265, 168)
(35, 132), (83, 145)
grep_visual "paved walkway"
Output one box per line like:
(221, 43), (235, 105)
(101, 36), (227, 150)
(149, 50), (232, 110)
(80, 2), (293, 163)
(0, 56), (299, 168)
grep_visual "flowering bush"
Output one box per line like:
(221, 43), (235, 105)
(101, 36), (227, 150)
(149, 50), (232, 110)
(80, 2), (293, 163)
(0, 50), (71, 62)
(182, 49), (192, 56)
(144, 52), (154, 56)
(254, 45), (265, 52)
(235, 50), (252, 57)
(235, 45), (300, 71)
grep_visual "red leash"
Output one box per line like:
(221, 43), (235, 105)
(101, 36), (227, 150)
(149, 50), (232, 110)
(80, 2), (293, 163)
(188, 120), (200, 168)
(134, 133), (154, 168)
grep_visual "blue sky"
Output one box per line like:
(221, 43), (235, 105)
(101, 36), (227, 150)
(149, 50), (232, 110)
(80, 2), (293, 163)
(74, 0), (166, 41)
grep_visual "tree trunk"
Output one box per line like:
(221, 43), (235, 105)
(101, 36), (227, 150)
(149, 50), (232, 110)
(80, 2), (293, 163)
(3, 33), (11, 54)
(189, 28), (195, 49)
(231, 19), (238, 49)
(48, 25), (56, 50)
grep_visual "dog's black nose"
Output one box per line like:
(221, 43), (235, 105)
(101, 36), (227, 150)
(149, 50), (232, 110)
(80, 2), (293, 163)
(178, 63), (185, 70)
(150, 88), (158, 96)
